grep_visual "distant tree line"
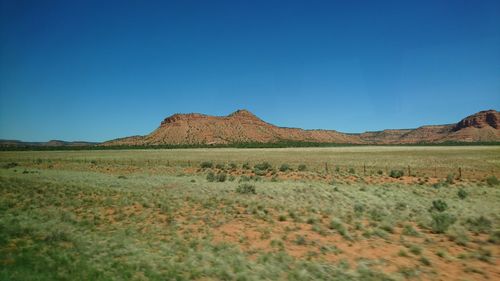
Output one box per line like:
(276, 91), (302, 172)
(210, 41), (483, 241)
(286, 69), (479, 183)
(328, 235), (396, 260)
(0, 140), (499, 151)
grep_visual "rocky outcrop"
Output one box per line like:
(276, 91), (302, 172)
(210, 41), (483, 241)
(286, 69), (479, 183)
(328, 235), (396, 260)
(453, 110), (500, 131)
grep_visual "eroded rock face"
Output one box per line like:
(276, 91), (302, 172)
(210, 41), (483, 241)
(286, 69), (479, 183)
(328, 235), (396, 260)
(453, 110), (500, 131)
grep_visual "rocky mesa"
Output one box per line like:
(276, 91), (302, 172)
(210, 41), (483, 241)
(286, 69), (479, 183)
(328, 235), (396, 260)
(103, 109), (500, 146)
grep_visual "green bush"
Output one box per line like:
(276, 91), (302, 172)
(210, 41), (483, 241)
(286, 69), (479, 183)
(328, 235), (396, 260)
(200, 161), (213, 169)
(377, 170), (384, 175)
(486, 176), (499, 186)
(216, 173), (227, 182)
(430, 213), (456, 233)
(348, 168), (355, 174)
(215, 163), (225, 170)
(298, 164), (307, 171)
(430, 200), (448, 212)
(206, 172), (215, 182)
(389, 170), (404, 178)
(457, 188), (468, 199)
(279, 164), (291, 172)
(254, 162), (272, 171)
(242, 162), (250, 169)
(236, 183), (256, 194)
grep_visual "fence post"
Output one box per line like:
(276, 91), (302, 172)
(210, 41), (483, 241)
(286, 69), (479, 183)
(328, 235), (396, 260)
(325, 162), (329, 173)
(363, 164), (366, 176)
(458, 167), (462, 179)
(408, 165), (411, 177)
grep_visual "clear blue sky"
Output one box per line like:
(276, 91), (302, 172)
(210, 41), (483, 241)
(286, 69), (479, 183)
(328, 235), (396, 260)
(1, 0), (499, 142)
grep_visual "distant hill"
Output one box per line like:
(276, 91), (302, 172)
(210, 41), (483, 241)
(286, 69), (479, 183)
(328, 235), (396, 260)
(0, 139), (98, 148)
(102, 109), (500, 146)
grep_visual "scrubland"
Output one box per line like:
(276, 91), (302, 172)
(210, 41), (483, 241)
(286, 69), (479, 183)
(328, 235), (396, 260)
(1, 146), (499, 280)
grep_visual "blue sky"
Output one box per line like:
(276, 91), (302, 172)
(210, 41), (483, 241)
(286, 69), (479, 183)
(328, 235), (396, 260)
(1, 0), (499, 142)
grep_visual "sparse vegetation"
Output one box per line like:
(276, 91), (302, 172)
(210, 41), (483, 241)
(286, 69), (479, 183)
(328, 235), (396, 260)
(0, 146), (498, 280)
(466, 216), (492, 234)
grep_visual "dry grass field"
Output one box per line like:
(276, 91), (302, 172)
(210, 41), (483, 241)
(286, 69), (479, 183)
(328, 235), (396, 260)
(1, 146), (499, 280)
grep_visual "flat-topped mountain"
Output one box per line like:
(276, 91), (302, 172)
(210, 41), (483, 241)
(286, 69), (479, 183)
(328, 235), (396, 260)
(103, 109), (500, 146)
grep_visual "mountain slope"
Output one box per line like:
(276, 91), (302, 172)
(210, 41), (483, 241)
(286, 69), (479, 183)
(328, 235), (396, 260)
(103, 109), (500, 146)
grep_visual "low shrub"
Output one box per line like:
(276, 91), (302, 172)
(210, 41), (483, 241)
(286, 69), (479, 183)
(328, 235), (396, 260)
(206, 172), (215, 182)
(486, 176), (499, 186)
(216, 173), (227, 182)
(408, 245), (422, 255)
(239, 175), (251, 182)
(402, 225), (419, 236)
(466, 216), (492, 234)
(254, 169), (268, 176)
(298, 164), (307, 171)
(236, 183), (256, 194)
(2, 162), (18, 169)
(200, 161), (213, 169)
(354, 203), (365, 214)
(279, 164), (291, 172)
(348, 168), (355, 174)
(295, 235), (306, 245)
(329, 219), (350, 239)
(488, 230), (500, 244)
(389, 170), (404, 178)
(430, 213), (456, 233)
(215, 163), (225, 170)
(457, 188), (468, 199)
(254, 162), (272, 171)
(430, 200), (448, 212)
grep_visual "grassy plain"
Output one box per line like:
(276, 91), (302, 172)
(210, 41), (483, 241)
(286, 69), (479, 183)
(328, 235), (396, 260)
(1, 146), (499, 280)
